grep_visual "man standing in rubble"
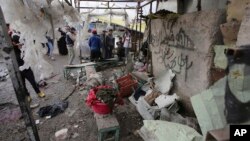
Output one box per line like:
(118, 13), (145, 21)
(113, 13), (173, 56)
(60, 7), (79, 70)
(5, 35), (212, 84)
(11, 31), (45, 101)
(106, 29), (115, 58)
(123, 28), (131, 60)
(100, 30), (108, 59)
(88, 29), (102, 62)
(66, 27), (76, 65)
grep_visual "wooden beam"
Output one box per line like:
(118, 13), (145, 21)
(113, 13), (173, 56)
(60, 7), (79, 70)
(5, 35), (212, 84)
(139, 0), (156, 8)
(79, 0), (143, 2)
(0, 7), (40, 141)
(64, 0), (72, 6)
(76, 6), (137, 9)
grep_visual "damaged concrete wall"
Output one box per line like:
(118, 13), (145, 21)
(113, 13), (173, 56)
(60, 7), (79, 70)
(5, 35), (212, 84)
(179, 0), (227, 13)
(148, 10), (226, 113)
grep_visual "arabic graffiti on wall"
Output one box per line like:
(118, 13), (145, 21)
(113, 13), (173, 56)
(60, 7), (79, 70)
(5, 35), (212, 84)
(150, 24), (194, 81)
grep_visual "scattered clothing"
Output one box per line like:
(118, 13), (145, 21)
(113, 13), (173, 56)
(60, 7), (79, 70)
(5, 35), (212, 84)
(37, 101), (68, 118)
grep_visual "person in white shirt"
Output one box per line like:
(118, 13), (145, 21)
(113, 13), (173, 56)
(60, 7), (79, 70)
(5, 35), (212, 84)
(123, 28), (131, 59)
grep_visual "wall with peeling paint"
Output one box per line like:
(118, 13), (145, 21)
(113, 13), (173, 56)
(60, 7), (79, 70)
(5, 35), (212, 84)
(147, 10), (226, 113)
(180, 0), (227, 13)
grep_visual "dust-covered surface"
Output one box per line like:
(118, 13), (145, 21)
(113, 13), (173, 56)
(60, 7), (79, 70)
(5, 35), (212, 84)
(0, 55), (143, 141)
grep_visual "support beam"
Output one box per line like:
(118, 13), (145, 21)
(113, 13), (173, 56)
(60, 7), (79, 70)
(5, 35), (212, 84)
(0, 7), (40, 141)
(65, 0), (72, 6)
(78, 0), (80, 12)
(139, 0), (156, 8)
(79, 0), (143, 2)
(76, 6), (137, 9)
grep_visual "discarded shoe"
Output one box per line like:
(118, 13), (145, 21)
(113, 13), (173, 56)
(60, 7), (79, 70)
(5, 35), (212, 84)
(38, 92), (46, 98)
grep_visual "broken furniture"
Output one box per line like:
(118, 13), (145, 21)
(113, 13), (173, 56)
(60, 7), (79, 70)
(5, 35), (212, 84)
(94, 113), (120, 141)
(63, 62), (96, 79)
(115, 73), (138, 98)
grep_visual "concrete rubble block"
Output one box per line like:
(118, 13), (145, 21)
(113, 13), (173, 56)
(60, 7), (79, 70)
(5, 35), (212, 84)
(55, 128), (68, 141)
(236, 4), (250, 46)
(138, 120), (202, 141)
(160, 108), (199, 132)
(227, 0), (250, 22)
(191, 77), (227, 136)
(136, 97), (160, 120)
(220, 20), (241, 45)
(149, 10), (226, 113)
(155, 93), (180, 109)
(154, 69), (175, 94)
(144, 90), (161, 106)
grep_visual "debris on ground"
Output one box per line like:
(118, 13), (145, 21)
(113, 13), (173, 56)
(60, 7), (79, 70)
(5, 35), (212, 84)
(30, 103), (40, 109)
(0, 68), (9, 82)
(37, 101), (68, 118)
(138, 120), (202, 141)
(35, 120), (40, 125)
(160, 108), (199, 132)
(71, 133), (79, 139)
(55, 128), (68, 141)
(65, 108), (77, 117)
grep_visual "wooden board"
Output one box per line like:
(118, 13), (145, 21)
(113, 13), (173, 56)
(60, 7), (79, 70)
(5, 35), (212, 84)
(94, 113), (119, 130)
(64, 62), (96, 68)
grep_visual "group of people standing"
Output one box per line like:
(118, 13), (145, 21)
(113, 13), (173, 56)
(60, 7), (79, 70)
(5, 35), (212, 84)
(88, 27), (131, 62)
(6, 23), (132, 103)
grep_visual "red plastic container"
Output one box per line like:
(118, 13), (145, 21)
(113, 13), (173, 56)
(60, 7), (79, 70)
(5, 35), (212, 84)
(91, 101), (111, 114)
(86, 86), (113, 114)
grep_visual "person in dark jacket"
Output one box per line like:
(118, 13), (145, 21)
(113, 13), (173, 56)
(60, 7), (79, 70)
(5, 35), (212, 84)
(116, 36), (124, 61)
(11, 33), (45, 101)
(66, 27), (76, 65)
(57, 27), (68, 55)
(100, 30), (108, 59)
(88, 29), (102, 62)
(106, 29), (115, 58)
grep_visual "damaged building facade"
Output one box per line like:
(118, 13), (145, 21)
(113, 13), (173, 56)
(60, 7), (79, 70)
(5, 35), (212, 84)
(141, 0), (250, 139)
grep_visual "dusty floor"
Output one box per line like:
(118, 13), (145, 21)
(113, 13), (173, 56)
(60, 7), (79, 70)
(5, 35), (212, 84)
(0, 54), (143, 141)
